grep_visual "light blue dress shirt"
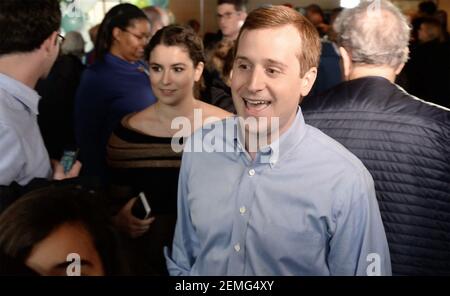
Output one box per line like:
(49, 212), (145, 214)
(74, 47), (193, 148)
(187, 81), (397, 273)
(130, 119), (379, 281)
(166, 108), (391, 276)
(0, 73), (51, 186)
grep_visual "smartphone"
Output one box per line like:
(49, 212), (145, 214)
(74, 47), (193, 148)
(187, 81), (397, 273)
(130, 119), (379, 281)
(131, 192), (152, 220)
(60, 149), (79, 174)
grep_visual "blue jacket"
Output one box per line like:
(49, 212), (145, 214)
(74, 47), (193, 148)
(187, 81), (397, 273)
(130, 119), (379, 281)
(75, 53), (156, 181)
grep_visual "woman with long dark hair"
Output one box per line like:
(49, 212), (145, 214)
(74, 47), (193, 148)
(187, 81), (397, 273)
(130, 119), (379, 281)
(75, 3), (156, 183)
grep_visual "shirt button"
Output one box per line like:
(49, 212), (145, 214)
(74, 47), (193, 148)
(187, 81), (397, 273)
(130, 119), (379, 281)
(248, 169), (255, 176)
(234, 243), (241, 252)
(240, 206), (246, 215)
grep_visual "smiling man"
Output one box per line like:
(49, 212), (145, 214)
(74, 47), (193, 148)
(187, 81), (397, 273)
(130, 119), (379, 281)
(166, 6), (391, 276)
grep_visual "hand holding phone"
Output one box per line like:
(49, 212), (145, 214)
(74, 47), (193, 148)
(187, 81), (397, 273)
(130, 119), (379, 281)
(131, 192), (152, 220)
(60, 150), (79, 174)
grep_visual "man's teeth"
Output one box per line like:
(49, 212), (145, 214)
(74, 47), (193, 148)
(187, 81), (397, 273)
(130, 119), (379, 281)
(245, 99), (269, 105)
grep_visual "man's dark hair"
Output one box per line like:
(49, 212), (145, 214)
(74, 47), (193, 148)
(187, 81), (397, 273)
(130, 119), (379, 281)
(217, 0), (248, 12)
(305, 4), (325, 19)
(0, 0), (61, 56)
(418, 1), (437, 16)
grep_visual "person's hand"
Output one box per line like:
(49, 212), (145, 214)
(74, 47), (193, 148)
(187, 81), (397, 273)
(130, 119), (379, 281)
(113, 197), (155, 238)
(51, 159), (82, 180)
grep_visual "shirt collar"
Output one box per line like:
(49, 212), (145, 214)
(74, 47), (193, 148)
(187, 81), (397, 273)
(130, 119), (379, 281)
(0, 73), (40, 114)
(234, 107), (307, 167)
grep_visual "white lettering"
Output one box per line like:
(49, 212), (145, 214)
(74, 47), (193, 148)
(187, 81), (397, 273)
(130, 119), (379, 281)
(366, 253), (381, 276)
(66, 253), (81, 276)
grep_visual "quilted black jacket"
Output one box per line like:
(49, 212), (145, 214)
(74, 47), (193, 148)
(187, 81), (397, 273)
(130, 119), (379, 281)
(302, 76), (450, 275)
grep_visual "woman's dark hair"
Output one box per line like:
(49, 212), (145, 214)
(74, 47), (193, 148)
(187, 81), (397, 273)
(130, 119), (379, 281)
(145, 25), (205, 67)
(95, 3), (149, 61)
(0, 185), (124, 275)
(145, 25), (206, 98)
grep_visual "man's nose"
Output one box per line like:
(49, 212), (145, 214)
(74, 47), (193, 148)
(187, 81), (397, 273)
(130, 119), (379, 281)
(246, 68), (265, 93)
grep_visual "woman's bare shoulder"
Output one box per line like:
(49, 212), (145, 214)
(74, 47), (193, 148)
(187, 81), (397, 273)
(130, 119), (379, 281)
(199, 101), (233, 121)
(126, 105), (159, 134)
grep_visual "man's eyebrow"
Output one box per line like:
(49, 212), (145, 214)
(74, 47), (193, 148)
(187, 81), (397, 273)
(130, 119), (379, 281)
(234, 56), (251, 62)
(234, 56), (288, 69)
(265, 59), (288, 69)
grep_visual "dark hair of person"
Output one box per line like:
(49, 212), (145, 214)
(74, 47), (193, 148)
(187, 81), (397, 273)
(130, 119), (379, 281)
(145, 25), (205, 67)
(305, 4), (325, 20)
(0, 185), (125, 275)
(0, 0), (61, 56)
(418, 1), (437, 16)
(217, 0), (248, 12)
(145, 25), (205, 98)
(95, 3), (149, 61)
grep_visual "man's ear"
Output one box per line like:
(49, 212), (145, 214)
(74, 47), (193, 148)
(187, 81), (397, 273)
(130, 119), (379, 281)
(194, 61), (204, 82)
(300, 67), (318, 97)
(41, 31), (58, 55)
(395, 63), (405, 75)
(394, 47), (408, 75)
(339, 46), (351, 80)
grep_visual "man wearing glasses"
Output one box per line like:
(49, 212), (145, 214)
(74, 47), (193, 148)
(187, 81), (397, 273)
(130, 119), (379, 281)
(217, 0), (248, 42)
(0, 0), (80, 212)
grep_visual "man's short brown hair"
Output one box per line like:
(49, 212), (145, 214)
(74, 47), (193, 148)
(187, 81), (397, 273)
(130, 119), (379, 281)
(235, 5), (321, 77)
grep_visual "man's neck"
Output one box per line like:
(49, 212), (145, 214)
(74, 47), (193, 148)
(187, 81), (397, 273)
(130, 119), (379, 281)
(242, 111), (296, 160)
(348, 65), (396, 83)
(0, 54), (41, 88)
(223, 33), (238, 42)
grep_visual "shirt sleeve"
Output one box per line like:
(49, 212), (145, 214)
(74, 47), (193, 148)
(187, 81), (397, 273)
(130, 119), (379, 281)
(327, 169), (392, 276)
(0, 124), (25, 186)
(164, 149), (200, 276)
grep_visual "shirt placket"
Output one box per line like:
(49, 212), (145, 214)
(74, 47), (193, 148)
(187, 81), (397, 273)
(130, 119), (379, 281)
(227, 155), (258, 275)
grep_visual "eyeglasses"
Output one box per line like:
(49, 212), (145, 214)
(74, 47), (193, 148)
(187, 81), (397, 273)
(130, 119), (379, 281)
(217, 11), (239, 20)
(122, 29), (151, 43)
(57, 33), (65, 45)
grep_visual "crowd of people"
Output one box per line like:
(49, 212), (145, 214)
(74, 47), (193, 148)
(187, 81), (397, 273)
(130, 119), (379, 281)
(0, 0), (449, 276)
